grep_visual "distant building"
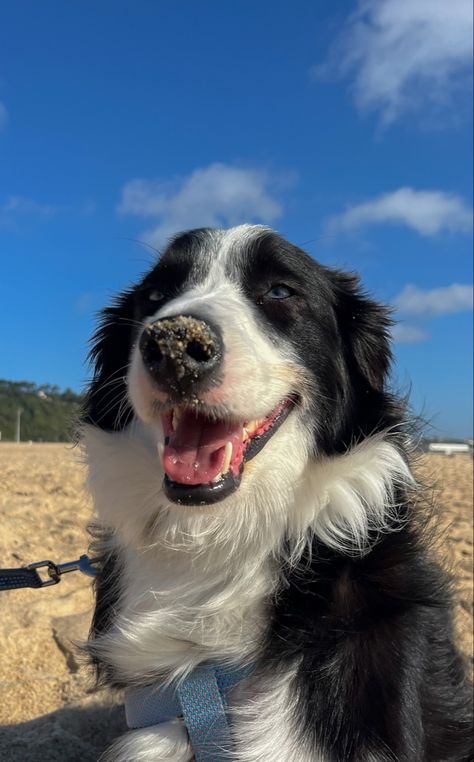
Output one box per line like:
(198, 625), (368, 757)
(428, 442), (472, 456)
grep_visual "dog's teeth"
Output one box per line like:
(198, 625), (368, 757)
(243, 427), (249, 441)
(212, 442), (232, 483)
(222, 441), (232, 475)
(157, 442), (164, 460)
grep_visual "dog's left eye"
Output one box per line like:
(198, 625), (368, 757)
(265, 284), (294, 300)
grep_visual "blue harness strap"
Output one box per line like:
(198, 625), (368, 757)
(125, 664), (252, 762)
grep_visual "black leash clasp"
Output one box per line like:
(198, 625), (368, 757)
(27, 554), (100, 586)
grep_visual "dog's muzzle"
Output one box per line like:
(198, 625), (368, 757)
(139, 314), (224, 397)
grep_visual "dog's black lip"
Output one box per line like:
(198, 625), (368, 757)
(163, 397), (297, 506)
(163, 470), (242, 506)
(243, 396), (296, 463)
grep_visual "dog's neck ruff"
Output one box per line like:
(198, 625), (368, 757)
(125, 663), (252, 761)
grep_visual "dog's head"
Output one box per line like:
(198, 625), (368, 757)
(83, 225), (406, 549)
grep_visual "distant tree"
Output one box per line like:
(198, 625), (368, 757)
(0, 379), (83, 442)
(61, 387), (79, 402)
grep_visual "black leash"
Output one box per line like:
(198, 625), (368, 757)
(0, 554), (99, 591)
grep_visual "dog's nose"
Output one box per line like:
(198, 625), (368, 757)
(139, 315), (223, 395)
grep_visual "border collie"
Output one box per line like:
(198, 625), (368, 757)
(82, 225), (472, 761)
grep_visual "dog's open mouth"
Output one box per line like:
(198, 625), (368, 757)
(161, 397), (296, 505)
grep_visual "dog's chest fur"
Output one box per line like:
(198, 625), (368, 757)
(97, 543), (273, 679)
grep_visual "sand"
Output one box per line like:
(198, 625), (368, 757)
(0, 443), (472, 761)
(0, 444), (124, 761)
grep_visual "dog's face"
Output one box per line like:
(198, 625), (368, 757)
(85, 225), (395, 517)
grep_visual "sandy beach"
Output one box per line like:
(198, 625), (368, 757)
(0, 443), (472, 761)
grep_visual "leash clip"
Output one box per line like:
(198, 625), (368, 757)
(26, 554), (99, 587)
(55, 554), (99, 578)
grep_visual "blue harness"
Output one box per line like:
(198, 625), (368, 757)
(125, 664), (252, 762)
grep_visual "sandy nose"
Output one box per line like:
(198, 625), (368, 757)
(139, 314), (224, 395)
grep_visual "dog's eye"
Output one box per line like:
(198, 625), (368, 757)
(265, 284), (294, 300)
(147, 289), (163, 302)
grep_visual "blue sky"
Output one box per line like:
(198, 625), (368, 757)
(0, 0), (472, 437)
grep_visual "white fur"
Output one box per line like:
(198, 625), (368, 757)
(82, 411), (306, 681)
(230, 665), (317, 762)
(294, 431), (414, 554)
(101, 720), (192, 762)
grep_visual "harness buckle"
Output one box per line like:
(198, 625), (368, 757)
(26, 560), (61, 587)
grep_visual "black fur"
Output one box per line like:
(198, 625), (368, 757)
(239, 231), (403, 453)
(87, 526), (123, 687)
(265, 508), (473, 761)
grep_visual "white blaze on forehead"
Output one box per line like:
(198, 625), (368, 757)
(165, 223), (271, 309)
(208, 223), (271, 269)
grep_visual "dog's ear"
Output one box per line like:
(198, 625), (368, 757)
(328, 269), (393, 393)
(83, 289), (136, 430)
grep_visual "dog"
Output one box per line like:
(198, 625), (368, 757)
(81, 225), (472, 761)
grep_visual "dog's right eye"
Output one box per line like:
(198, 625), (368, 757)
(146, 289), (163, 302)
(135, 288), (164, 315)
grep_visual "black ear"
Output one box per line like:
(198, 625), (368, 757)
(82, 289), (136, 430)
(328, 269), (393, 393)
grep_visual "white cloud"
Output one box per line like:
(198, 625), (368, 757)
(0, 195), (57, 224)
(391, 282), (473, 344)
(318, 0), (473, 124)
(0, 102), (8, 130)
(118, 163), (285, 246)
(391, 323), (430, 344)
(326, 188), (473, 237)
(395, 283), (473, 318)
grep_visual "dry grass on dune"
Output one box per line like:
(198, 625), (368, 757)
(0, 444), (472, 761)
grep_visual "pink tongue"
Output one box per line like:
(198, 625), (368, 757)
(163, 410), (243, 485)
